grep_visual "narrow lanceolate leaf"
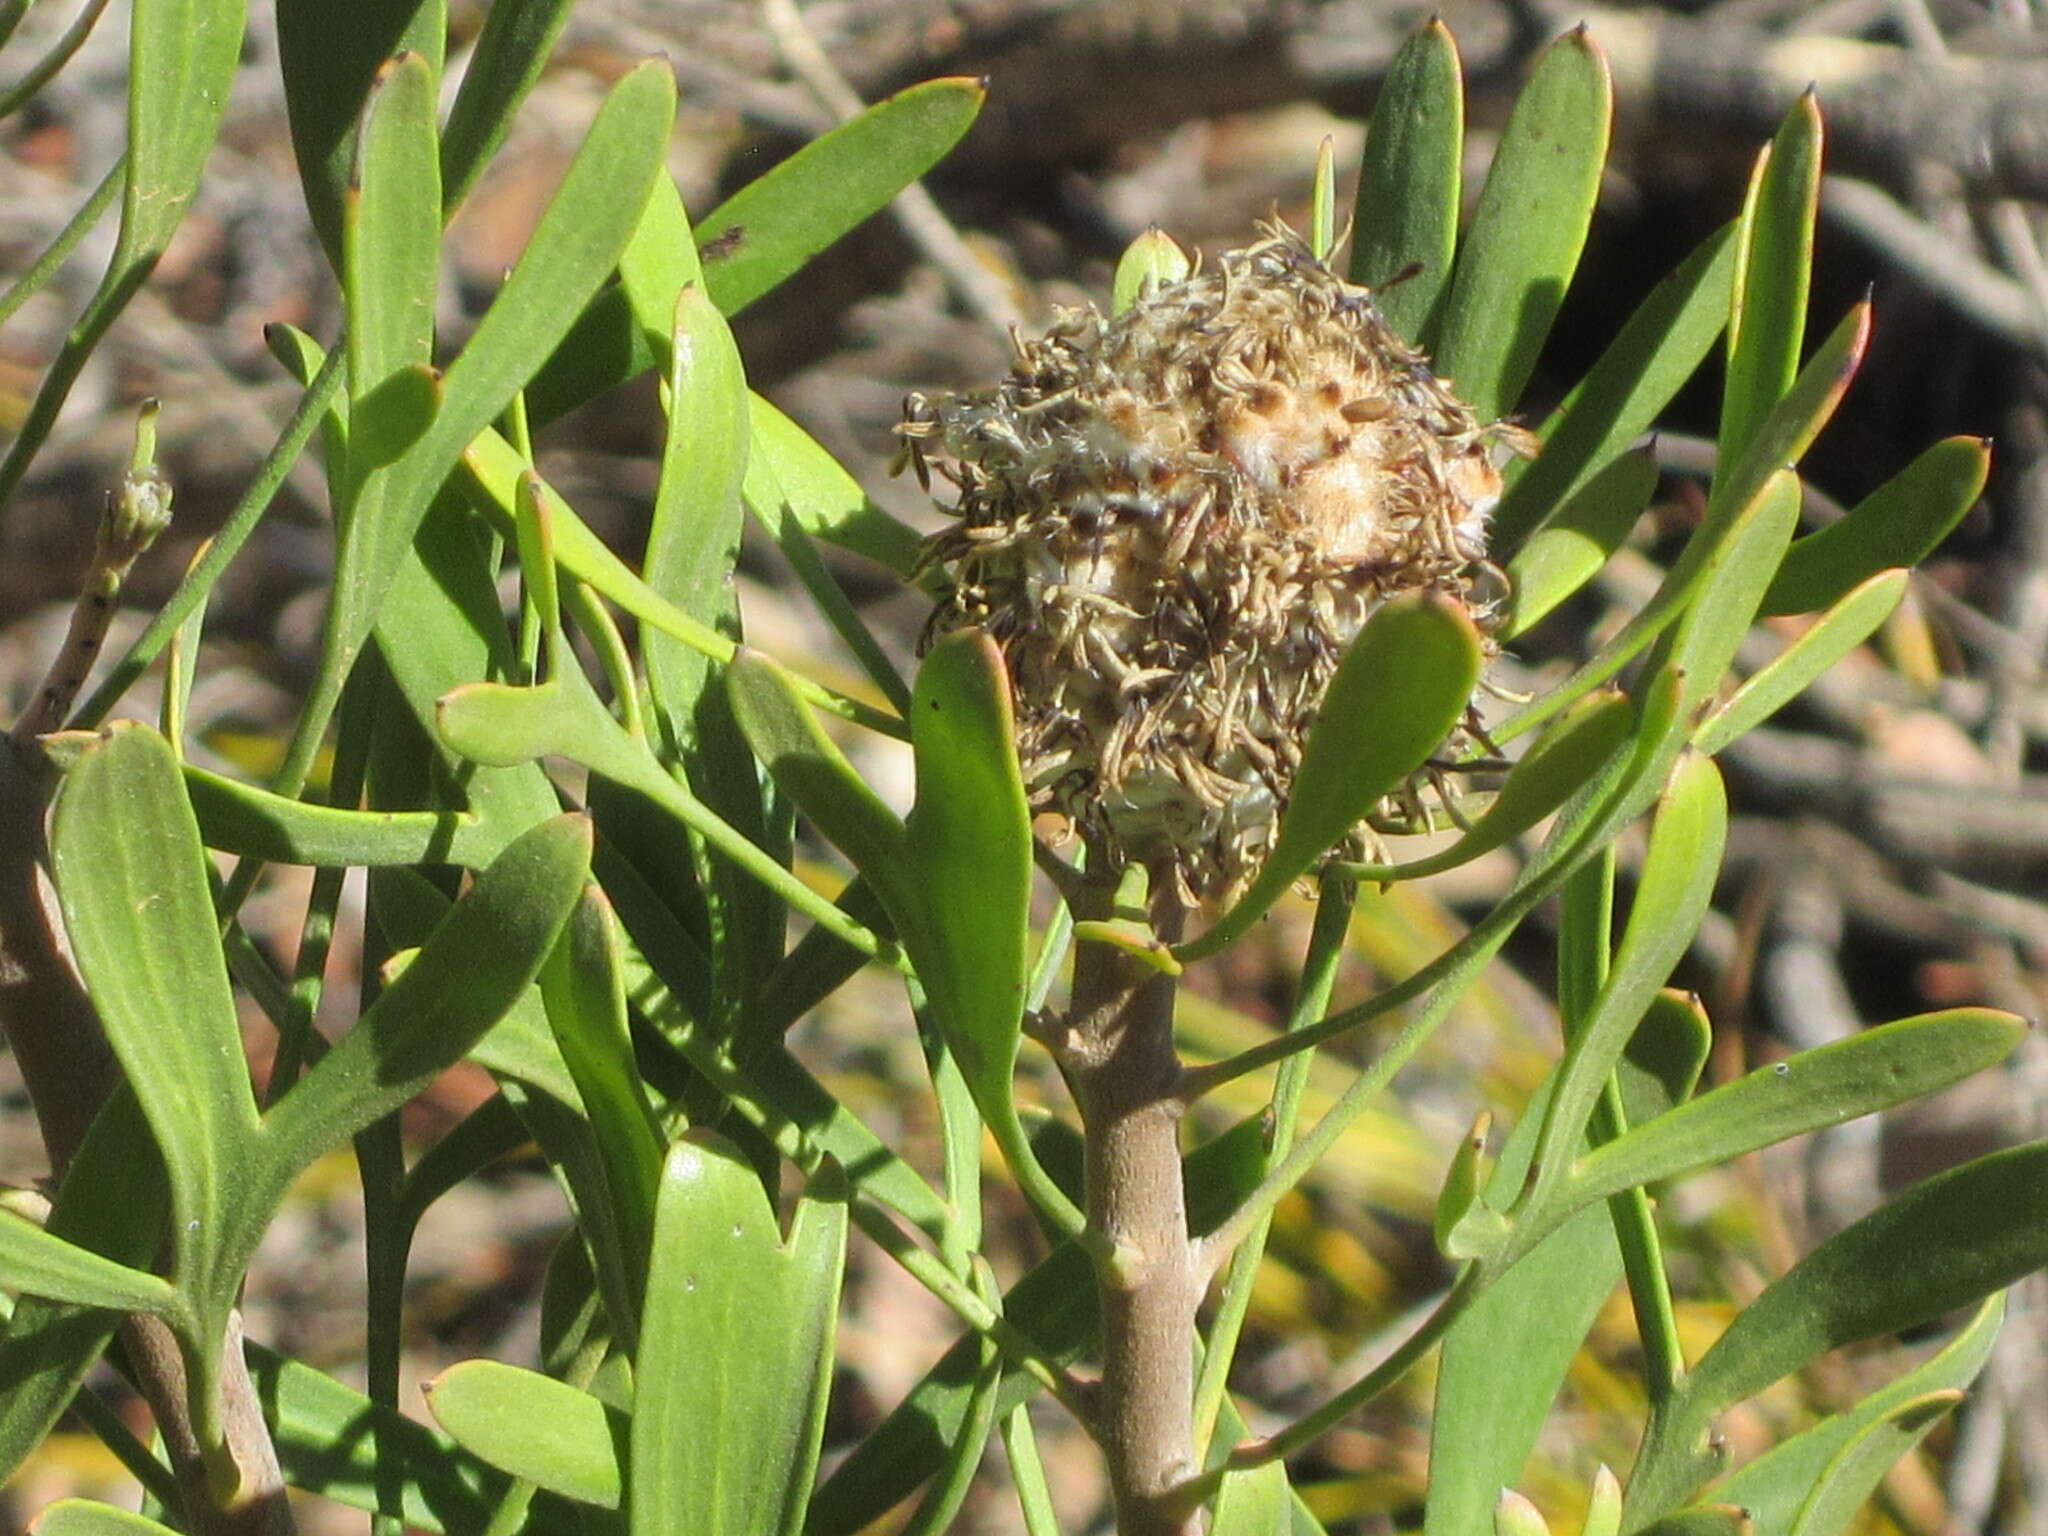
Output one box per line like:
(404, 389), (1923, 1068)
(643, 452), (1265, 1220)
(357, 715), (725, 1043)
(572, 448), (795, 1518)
(1695, 570), (1909, 755)
(1505, 449), (1658, 638)
(331, 61), (676, 669)
(745, 393), (928, 578)
(277, 0), (443, 267)
(633, 1138), (848, 1536)
(1567, 1010), (2024, 1217)
(1499, 448), (1806, 746)
(1182, 592), (1483, 960)
(1429, 25), (1611, 419)
(1662, 468), (1803, 720)
(902, 632), (1033, 1117)
(250, 1342), (533, 1532)
(1342, 691), (1633, 883)
(1709, 302), (1868, 527)
(618, 174), (705, 369)
(537, 892), (665, 1336)
(1521, 752), (1726, 1216)
(29, 1501), (183, 1536)
(1426, 993), (1708, 1536)
(1761, 436), (1989, 616)
(696, 77), (985, 315)
(51, 723), (262, 1284)
(1785, 1392), (1962, 1536)
(1492, 224), (1737, 550)
(1710, 1296), (2001, 1534)
(1350, 18), (1462, 340)
(0, 1210), (177, 1318)
(440, 0), (575, 212)
(125, 0), (246, 263)
(183, 766), (495, 868)
(424, 1360), (623, 1509)
(642, 280), (774, 1006)
(346, 50), (441, 397)
(264, 815), (592, 1183)
(1720, 94), (1821, 468)
(0, 1094), (166, 1485)
(1628, 1140), (2048, 1524)
(726, 650), (908, 876)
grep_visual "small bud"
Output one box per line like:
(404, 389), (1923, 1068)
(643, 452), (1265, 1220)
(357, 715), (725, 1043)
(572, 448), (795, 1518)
(1581, 1465), (1621, 1536)
(1496, 1488), (1552, 1536)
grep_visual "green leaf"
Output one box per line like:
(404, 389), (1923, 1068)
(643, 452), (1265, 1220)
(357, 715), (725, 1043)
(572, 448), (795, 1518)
(1350, 18), (1462, 341)
(1633, 1509), (1752, 1536)
(1340, 691), (1632, 883)
(329, 60), (676, 673)
(264, 814), (591, 1180)
(424, 1359), (623, 1509)
(1425, 993), (1708, 1536)
(459, 427), (905, 740)
(0, 1208), (177, 1318)
(183, 765), (496, 867)
(1720, 95), (1820, 468)
(1212, 1462), (1293, 1536)
(1505, 449), (1657, 638)
(0, 1092), (165, 1483)
(1430, 25), (1610, 417)
(633, 1138), (848, 1536)
(1500, 440), (1811, 746)
(696, 77), (985, 315)
(29, 1501), (182, 1536)
(1662, 469), (1804, 720)
(1695, 570), (1908, 755)
(727, 650), (909, 874)
(347, 49), (441, 396)
(124, 0), (246, 263)
(50, 724), (260, 1309)
(277, 0), (443, 267)
(1785, 1391), (1960, 1536)
(896, 1291), (1001, 1536)
(1183, 592), (1483, 960)
(1567, 1009), (2024, 1214)
(902, 632), (1033, 1126)
(745, 392), (928, 577)
(440, 0), (575, 212)
(537, 892), (665, 1338)
(1114, 227), (1192, 314)
(732, 636), (1069, 1226)
(249, 1341), (569, 1533)
(439, 663), (893, 961)
(1521, 753), (1726, 1215)
(1629, 1141), (2048, 1524)
(618, 175), (705, 358)
(1491, 224), (1737, 550)
(1762, 436), (1988, 616)
(1711, 1296), (2001, 1533)
(641, 279), (779, 1005)
(644, 285), (749, 742)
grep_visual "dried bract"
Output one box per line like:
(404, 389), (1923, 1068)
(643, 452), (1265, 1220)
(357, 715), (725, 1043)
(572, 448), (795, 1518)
(907, 225), (1520, 902)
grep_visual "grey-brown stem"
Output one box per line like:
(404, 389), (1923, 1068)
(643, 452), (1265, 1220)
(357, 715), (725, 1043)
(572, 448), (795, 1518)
(1062, 883), (1201, 1536)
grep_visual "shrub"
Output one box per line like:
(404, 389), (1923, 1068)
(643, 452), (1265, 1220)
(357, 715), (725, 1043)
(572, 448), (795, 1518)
(0, 7), (2039, 1536)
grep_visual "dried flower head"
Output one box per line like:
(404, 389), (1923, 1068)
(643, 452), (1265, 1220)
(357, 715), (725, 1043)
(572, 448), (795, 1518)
(904, 224), (1525, 903)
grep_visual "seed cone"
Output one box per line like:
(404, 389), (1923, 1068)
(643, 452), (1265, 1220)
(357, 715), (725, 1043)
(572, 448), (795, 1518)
(906, 225), (1519, 903)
